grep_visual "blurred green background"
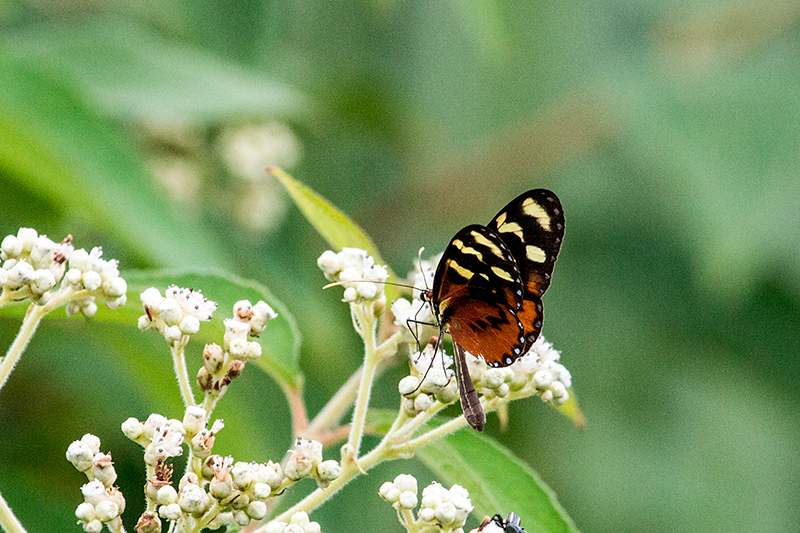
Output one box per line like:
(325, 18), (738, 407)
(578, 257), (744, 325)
(1, 0), (799, 532)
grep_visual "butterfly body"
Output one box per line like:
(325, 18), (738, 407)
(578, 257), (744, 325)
(424, 189), (565, 430)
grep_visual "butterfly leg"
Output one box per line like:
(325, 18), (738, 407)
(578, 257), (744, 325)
(453, 342), (486, 431)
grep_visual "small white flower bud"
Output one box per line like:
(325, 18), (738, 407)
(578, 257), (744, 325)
(414, 393), (432, 411)
(252, 482), (272, 500)
(235, 509), (251, 526)
(496, 383), (510, 398)
(66, 440), (94, 471)
(541, 389), (554, 402)
(247, 500), (268, 520)
(435, 501), (457, 525)
(245, 341), (262, 359)
(158, 298), (182, 326)
(82, 271), (102, 291)
(7, 260), (35, 288)
(210, 475), (234, 500)
(378, 482), (395, 501)
(182, 407), (207, 436)
(303, 522), (321, 533)
(156, 485), (178, 505)
(179, 315), (200, 335)
(81, 480), (107, 506)
(81, 434), (101, 455)
(140, 287), (163, 309)
(229, 337), (247, 359)
(83, 300), (99, 317)
(342, 286), (357, 302)
(483, 368), (506, 389)
(83, 518), (103, 532)
(94, 500), (119, 523)
(289, 512), (310, 526)
(16, 228), (38, 252)
(178, 483), (209, 514)
(103, 277), (127, 298)
(64, 268), (81, 286)
(315, 460), (341, 482)
(92, 453), (117, 487)
(398, 376), (419, 395)
(532, 370), (553, 390)
(394, 474), (417, 494)
(255, 461), (283, 490)
(31, 270), (56, 294)
(75, 502), (95, 522)
(317, 250), (342, 277)
(357, 282), (377, 299)
(1, 235), (22, 257)
(398, 491), (418, 510)
(137, 315), (152, 330)
(166, 325), (183, 342)
(68, 248), (89, 271)
(265, 520), (287, 533)
(551, 381), (567, 399)
(418, 508), (435, 522)
(159, 503), (182, 521)
(0, 268), (7, 286)
(117, 417), (142, 444)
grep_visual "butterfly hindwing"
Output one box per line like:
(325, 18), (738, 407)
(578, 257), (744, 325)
(432, 225), (527, 367)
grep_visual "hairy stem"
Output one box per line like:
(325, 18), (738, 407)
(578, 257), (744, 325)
(171, 341), (196, 408)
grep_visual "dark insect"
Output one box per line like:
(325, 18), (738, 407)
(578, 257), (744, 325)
(477, 512), (527, 533)
(421, 189), (565, 431)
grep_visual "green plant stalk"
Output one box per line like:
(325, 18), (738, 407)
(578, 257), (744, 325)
(0, 490), (26, 533)
(0, 286), (77, 393)
(171, 341), (196, 408)
(344, 304), (379, 458)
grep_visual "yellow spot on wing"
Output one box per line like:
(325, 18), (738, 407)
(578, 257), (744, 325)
(448, 259), (474, 280)
(497, 220), (524, 238)
(526, 245), (547, 263)
(522, 198), (551, 231)
(461, 246), (483, 260)
(490, 266), (514, 282)
(470, 231), (505, 258)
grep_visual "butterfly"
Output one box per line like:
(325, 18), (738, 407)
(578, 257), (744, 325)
(421, 189), (565, 431)
(478, 512), (527, 533)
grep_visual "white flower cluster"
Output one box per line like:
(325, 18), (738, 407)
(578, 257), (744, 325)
(284, 438), (342, 488)
(138, 285), (218, 344)
(66, 434), (126, 532)
(220, 122), (301, 181)
(197, 299), (277, 393)
(62, 246), (128, 315)
(0, 228), (127, 316)
(264, 511), (322, 533)
(466, 336), (572, 405)
(122, 413), (187, 466)
(317, 248), (389, 304)
(399, 342), (458, 414)
(391, 296), (435, 343)
(0, 228), (73, 305)
(380, 476), (473, 533)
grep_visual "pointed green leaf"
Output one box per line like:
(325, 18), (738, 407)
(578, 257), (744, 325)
(416, 428), (580, 533)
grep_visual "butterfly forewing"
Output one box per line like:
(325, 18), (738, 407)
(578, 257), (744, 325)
(488, 189), (565, 298)
(432, 225), (527, 366)
(487, 189), (565, 351)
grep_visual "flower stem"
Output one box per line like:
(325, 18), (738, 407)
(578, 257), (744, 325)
(0, 286), (76, 394)
(171, 342), (196, 408)
(0, 491), (26, 533)
(344, 306), (379, 458)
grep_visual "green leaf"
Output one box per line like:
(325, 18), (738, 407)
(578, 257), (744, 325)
(0, 50), (228, 268)
(3, 17), (308, 124)
(270, 168), (399, 300)
(110, 269), (302, 389)
(416, 429), (580, 533)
